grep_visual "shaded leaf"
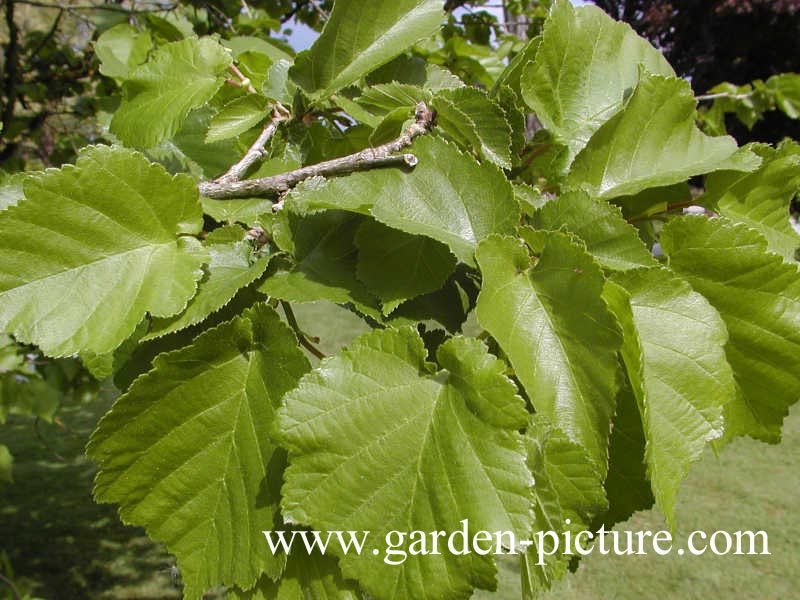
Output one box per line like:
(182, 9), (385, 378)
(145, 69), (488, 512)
(145, 226), (272, 339)
(355, 220), (456, 315)
(521, 416), (607, 597)
(288, 137), (519, 265)
(231, 552), (360, 600)
(258, 210), (379, 316)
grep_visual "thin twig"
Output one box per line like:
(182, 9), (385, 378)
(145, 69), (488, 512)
(12, 0), (177, 14)
(695, 92), (752, 102)
(309, 0), (329, 20)
(199, 102), (437, 200)
(228, 64), (257, 94)
(215, 103), (291, 184)
(0, 574), (22, 600)
(30, 8), (63, 57)
(281, 301), (326, 360)
(1, 0), (20, 157)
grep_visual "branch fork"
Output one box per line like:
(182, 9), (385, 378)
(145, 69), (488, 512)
(199, 102), (437, 200)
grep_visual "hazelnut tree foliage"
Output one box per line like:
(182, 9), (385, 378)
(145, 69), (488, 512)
(2, 0), (800, 598)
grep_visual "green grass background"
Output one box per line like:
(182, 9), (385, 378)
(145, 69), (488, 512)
(1, 302), (797, 599)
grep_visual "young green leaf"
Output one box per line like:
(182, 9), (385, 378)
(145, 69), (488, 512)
(145, 226), (272, 339)
(206, 95), (269, 144)
(475, 233), (622, 475)
(111, 37), (232, 148)
(661, 217), (800, 442)
(0, 146), (207, 357)
(432, 87), (513, 168)
(703, 141), (800, 262)
(290, 0), (444, 98)
(567, 73), (760, 199)
(766, 73), (800, 119)
(357, 83), (428, 113)
(529, 191), (657, 271)
(280, 330), (531, 600)
(95, 23), (153, 80)
(88, 304), (311, 599)
(521, 0), (674, 165)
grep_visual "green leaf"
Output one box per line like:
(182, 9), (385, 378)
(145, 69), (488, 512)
(521, 416), (607, 597)
(0, 444), (12, 484)
(95, 23), (153, 80)
(111, 286), (266, 392)
(432, 87), (512, 169)
(514, 183), (548, 216)
(206, 95), (269, 143)
(491, 36), (539, 99)
(0, 146), (207, 357)
(766, 73), (800, 119)
(521, 0), (674, 165)
(369, 107), (414, 145)
(280, 330), (531, 599)
(612, 182), (691, 222)
(289, 0), (444, 98)
(223, 36), (293, 63)
(236, 50), (274, 91)
(475, 233), (621, 474)
(201, 197), (275, 225)
(600, 379), (654, 528)
(258, 210), (379, 314)
(111, 37), (232, 149)
(88, 304), (310, 599)
(145, 226), (272, 340)
(566, 73), (760, 199)
(355, 220), (456, 315)
(0, 374), (61, 423)
(357, 83), (428, 113)
(158, 106), (242, 180)
(704, 142), (800, 262)
(604, 268), (735, 526)
(232, 553), (360, 600)
(262, 59), (297, 105)
(661, 217), (800, 442)
(389, 264), (480, 333)
(530, 191), (657, 271)
(288, 137), (519, 265)
(80, 319), (148, 382)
